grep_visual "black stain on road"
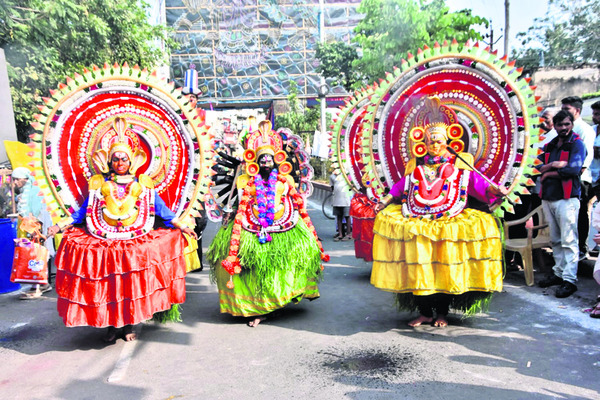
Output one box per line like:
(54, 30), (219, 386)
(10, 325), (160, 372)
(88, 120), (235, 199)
(318, 346), (419, 380)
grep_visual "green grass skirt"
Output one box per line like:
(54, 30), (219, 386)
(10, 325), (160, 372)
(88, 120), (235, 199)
(395, 291), (493, 317)
(207, 219), (323, 317)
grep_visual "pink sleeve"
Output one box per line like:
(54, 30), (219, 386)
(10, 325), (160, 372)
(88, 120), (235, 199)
(468, 172), (497, 204)
(389, 176), (407, 198)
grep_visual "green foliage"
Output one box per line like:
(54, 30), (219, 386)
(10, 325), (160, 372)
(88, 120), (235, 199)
(1, 0), (175, 141)
(274, 81), (320, 136)
(315, 42), (359, 92)
(344, 0), (487, 85)
(513, 0), (600, 69)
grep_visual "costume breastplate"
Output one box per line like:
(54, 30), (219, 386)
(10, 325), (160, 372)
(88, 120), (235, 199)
(242, 179), (299, 234)
(401, 162), (470, 220)
(86, 175), (156, 240)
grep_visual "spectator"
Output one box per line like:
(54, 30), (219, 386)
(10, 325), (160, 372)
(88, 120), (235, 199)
(330, 172), (352, 241)
(12, 167), (55, 299)
(538, 110), (586, 298)
(538, 107), (559, 146)
(505, 107), (560, 268)
(561, 96), (595, 260)
(588, 101), (600, 257)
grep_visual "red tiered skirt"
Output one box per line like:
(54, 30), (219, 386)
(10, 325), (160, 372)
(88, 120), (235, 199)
(55, 227), (186, 328)
(350, 194), (377, 261)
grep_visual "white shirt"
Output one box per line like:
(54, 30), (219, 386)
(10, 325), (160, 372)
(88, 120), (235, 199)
(572, 118), (595, 183)
(590, 125), (600, 186)
(329, 173), (351, 207)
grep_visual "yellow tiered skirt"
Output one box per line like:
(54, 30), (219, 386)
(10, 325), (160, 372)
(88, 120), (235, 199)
(371, 204), (503, 296)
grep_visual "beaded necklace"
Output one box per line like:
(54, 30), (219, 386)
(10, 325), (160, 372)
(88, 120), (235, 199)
(254, 168), (278, 243)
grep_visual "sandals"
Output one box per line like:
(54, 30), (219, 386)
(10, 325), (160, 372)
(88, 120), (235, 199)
(19, 285), (52, 300)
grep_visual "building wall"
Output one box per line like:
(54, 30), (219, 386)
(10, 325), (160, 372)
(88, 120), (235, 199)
(532, 65), (600, 107)
(166, 0), (362, 103)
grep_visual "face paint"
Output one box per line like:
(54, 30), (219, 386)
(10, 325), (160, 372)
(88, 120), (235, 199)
(110, 151), (131, 175)
(258, 154), (274, 168)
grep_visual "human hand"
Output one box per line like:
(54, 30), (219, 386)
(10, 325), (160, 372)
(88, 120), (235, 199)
(487, 185), (509, 198)
(551, 161), (567, 169)
(181, 226), (198, 240)
(593, 233), (600, 245)
(47, 225), (60, 238)
(374, 202), (386, 213)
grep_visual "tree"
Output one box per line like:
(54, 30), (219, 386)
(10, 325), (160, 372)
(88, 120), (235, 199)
(512, 0), (600, 70)
(315, 42), (359, 92)
(274, 81), (320, 136)
(318, 0), (487, 87)
(1, 0), (175, 141)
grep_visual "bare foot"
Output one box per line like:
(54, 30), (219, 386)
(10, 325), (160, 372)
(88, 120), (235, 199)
(247, 316), (267, 327)
(103, 326), (118, 343)
(434, 315), (448, 327)
(408, 315), (433, 327)
(123, 325), (137, 341)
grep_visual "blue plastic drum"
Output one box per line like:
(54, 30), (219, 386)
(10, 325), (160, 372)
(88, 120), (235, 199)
(0, 218), (20, 293)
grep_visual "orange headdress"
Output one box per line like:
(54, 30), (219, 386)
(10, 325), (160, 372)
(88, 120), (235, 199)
(409, 97), (465, 157)
(242, 120), (292, 176)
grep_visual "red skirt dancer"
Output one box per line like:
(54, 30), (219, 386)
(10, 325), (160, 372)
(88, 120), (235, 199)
(55, 228), (186, 328)
(350, 193), (377, 261)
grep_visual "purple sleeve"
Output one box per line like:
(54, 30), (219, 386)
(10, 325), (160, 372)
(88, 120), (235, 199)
(389, 176), (407, 198)
(468, 172), (497, 204)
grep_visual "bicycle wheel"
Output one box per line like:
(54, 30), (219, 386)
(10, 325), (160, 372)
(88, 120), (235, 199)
(322, 193), (335, 220)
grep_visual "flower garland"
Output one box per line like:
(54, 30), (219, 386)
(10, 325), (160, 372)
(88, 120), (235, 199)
(254, 168), (278, 243)
(424, 154), (450, 165)
(221, 174), (329, 289)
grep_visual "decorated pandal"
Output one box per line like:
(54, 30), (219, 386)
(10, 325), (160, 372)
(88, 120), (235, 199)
(329, 40), (541, 315)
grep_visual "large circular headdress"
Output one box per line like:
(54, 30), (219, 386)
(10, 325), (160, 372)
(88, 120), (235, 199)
(28, 62), (214, 225)
(330, 84), (378, 198)
(331, 40), (541, 216)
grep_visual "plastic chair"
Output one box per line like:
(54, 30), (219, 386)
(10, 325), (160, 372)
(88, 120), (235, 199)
(503, 206), (551, 286)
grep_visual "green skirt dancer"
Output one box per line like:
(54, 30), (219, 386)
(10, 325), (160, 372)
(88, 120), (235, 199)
(208, 219), (323, 317)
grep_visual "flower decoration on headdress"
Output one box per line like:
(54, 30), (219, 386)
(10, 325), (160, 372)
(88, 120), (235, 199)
(409, 97), (464, 158)
(243, 120), (291, 176)
(92, 117), (147, 175)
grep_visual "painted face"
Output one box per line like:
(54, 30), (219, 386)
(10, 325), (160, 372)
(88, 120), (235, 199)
(555, 116), (573, 138)
(425, 135), (448, 157)
(592, 109), (600, 125)
(258, 154), (274, 169)
(561, 104), (580, 120)
(110, 151), (131, 175)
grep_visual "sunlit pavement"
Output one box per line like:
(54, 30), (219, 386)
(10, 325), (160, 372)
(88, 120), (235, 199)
(1, 199), (599, 399)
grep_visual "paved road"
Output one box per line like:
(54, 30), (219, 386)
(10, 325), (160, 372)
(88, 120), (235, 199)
(1, 199), (600, 399)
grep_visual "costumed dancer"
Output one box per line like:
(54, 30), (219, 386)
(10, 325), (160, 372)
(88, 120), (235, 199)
(26, 63), (213, 342)
(372, 102), (507, 327)
(207, 121), (328, 327)
(47, 118), (197, 341)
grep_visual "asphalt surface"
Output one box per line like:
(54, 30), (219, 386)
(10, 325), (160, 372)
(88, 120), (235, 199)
(1, 199), (600, 400)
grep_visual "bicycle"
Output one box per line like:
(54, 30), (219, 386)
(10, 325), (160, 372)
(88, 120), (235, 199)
(322, 192), (334, 220)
